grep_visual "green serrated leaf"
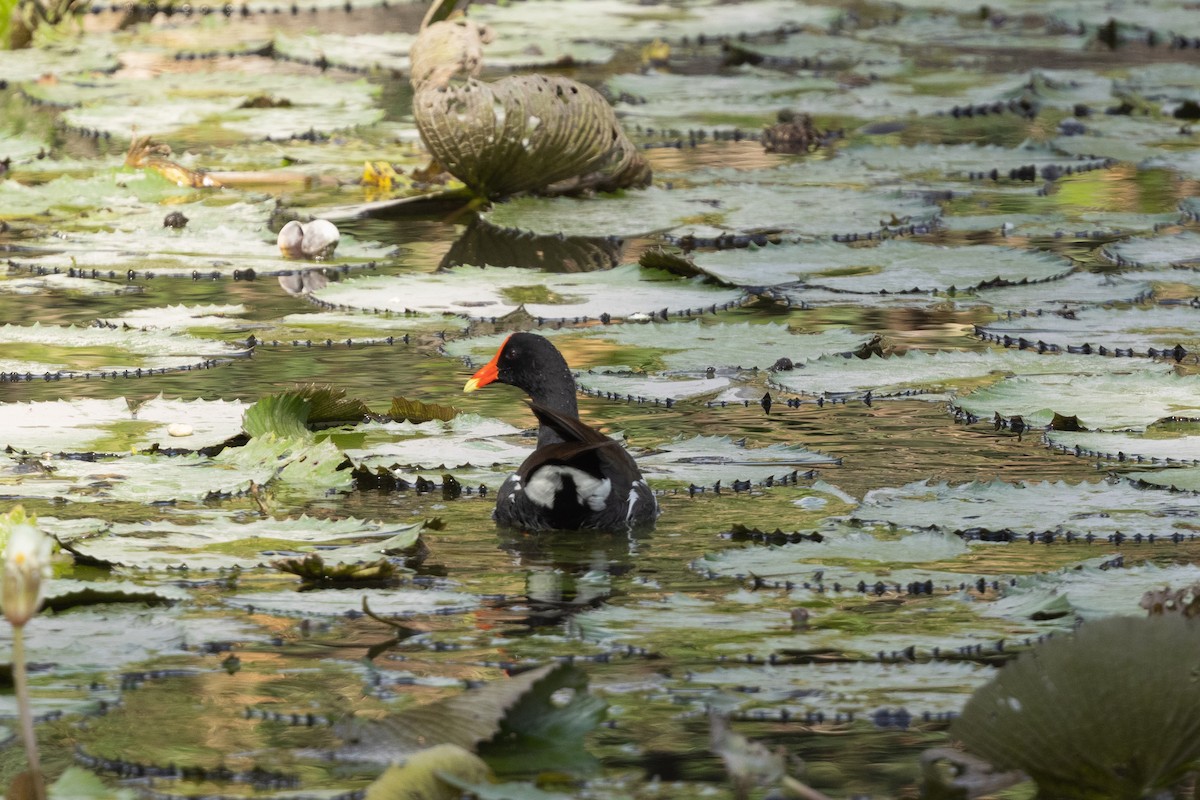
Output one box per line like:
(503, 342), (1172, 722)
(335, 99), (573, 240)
(242, 394), (312, 440)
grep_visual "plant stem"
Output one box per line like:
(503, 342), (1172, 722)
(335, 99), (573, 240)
(12, 625), (45, 800)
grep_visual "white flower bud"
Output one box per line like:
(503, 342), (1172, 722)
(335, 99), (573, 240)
(2, 518), (53, 627)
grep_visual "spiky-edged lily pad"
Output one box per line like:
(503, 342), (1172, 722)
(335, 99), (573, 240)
(468, 0), (838, 46)
(976, 306), (1200, 358)
(854, 478), (1200, 539)
(844, 144), (1112, 182)
(965, 272), (1153, 310)
(956, 372), (1200, 430)
(61, 514), (422, 571)
(1104, 231), (1200, 268)
(1130, 466), (1200, 492)
(608, 71), (838, 132)
(345, 416), (528, 473)
(0, 323), (247, 379)
(98, 304), (250, 332)
(445, 323), (872, 373)
(0, 42), (119, 83)
(22, 69), (382, 142)
(953, 615), (1200, 799)
(693, 241), (1071, 292)
(1046, 428), (1200, 465)
(770, 349), (1169, 400)
(0, 171), (201, 222)
(223, 586), (476, 617)
(311, 264), (744, 322)
(0, 267), (138, 297)
(13, 196), (391, 277)
(634, 436), (837, 485)
(273, 31), (416, 73)
(0, 396), (247, 454)
(483, 183), (938, 240)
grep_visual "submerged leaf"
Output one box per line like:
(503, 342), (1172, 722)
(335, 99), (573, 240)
(952, 615), (1200, 799)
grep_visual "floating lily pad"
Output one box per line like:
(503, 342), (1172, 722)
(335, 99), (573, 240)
(0, 41), (119, 83)
(223, 586), (477, 617)
(609, 71), (838, 131)
(695, 240), (1070, 293)
(0, 265), (138, 296)
(0, 170), (201, 223)
(1129, 466), (1200, 492)
(23, 68), (383, 142)
(63, 513), (421, 571)
(483, 183), (938, 240)
(445, 323), (872, 372)
(1046, 429), (1200, 464)
(976, 306), (1200, 358)
(855, 478), (1200, 539)
(1104, 231), (1200, 269)
(770, 349), (1169, 400)
(939, 209), (1180, 238)
(574, 371), (733, 403)
(964, 272), (1153, 310)
(14, 195), (392, 278)
(635, 435), (837, 486)
(345, 415), (529, 473)
(310, 264), (745, 322)
(98, 304), (251, 332)
(468, 0), (839, 49)
(982, 562), (1200, 624)
(273, 31), (416, 72)
(0, 395), (247, 453)
(0, 322), (248, 379)
(957, 372), (1200, 430)
(844, 144), (1112, 183)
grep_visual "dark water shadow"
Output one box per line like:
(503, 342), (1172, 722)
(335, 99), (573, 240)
(440, 215), (625, 272)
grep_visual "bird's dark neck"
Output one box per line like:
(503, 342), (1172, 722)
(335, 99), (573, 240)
(526, 365), (578, 447)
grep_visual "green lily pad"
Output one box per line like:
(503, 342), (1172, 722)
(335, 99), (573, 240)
(1046, 428), (1200, 464)
(62, 513), (421, 571)
(23, 68), (383, 142)
(845, 144), (1113, 182)
(1104, 231), (1200, 268)
(957, 372), (1200, 430)
(483, 182), (939, 240)
(0, 322), (248, 379)
(223, 586), (477, 617)
(1129, 466), (1200, 492)
(635, 435), (836, 485)
(855, 478), (1200, 539)
(311, 264), (745, 322)
(0, 395), (246, 453)
(445, 323), (872, 372)
(694, 240), (1070, 292)
(976, 306), (1200, 357)
(770, 349), (1169, 400)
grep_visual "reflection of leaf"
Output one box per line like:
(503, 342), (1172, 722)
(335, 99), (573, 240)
(952, 616), (1200, 799)
(272, 552), (399, 588)
(440, 215), (622, 272)
(337, 663), (598, 763)
(389, 397), (460, 424)
(413, 74), (650, 198)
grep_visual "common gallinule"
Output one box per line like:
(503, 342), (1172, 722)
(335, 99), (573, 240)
(463, 332), (658, 532)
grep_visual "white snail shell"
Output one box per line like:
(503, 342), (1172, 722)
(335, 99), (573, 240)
(277, 219), (340, 260)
